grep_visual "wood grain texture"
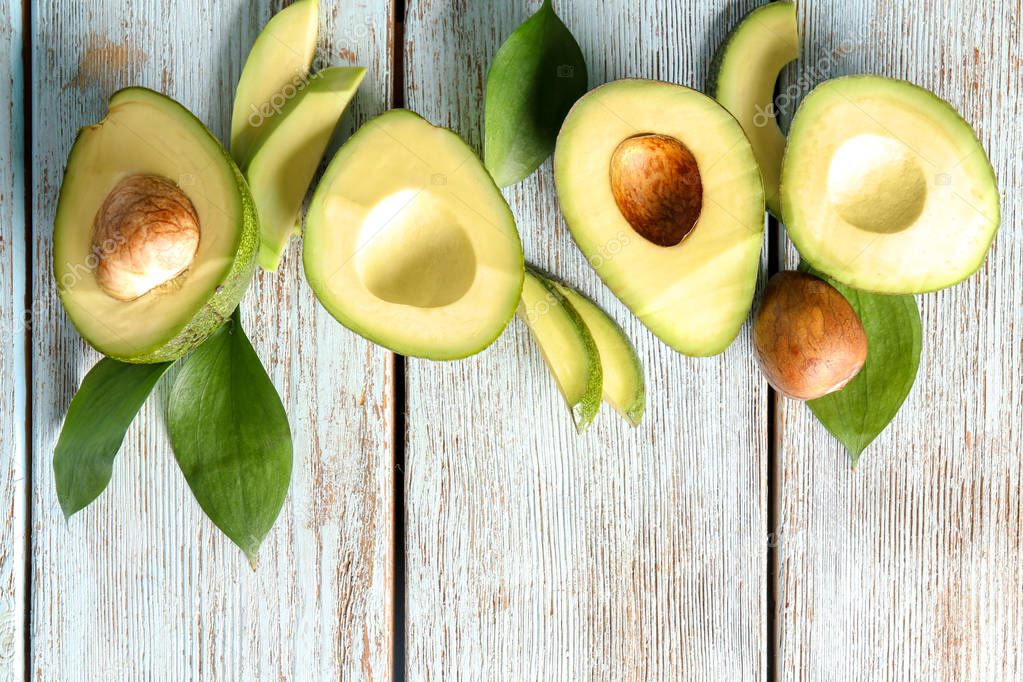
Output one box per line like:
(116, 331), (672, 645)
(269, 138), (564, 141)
(30, 1), (394, 679)
(0, 1), (26, 680)
(776, 0), (1023, 679)
(402, 1), (768, 679)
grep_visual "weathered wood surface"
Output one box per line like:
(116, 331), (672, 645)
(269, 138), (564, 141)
(402, 1), (769, 679)
(1, 2), (25, 680)
(9, 0), (1023, 679)
(29, 1), (394, 680)
(775, 0), (1023, 679)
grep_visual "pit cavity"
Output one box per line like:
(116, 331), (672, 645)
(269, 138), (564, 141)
(826, 133), (927, 234)
(355, 189), (477, 308)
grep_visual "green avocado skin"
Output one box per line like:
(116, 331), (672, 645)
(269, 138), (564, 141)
(55, 87), (259, 364)
(706, 2), (791, 97)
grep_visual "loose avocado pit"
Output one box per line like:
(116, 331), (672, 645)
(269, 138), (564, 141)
(91, 174), (200, 301)
(753, 272), (867, 401)
(609, 134), (703, 247)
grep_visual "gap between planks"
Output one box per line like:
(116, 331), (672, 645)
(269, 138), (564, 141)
(20, 0), (34, 680)
(390, 0), (408, 680)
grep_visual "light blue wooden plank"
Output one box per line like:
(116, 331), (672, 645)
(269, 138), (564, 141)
(776, 0), (1023, 678)
(30, 1), (395, 679)
(0, 0), (26, 679)
(403, 1), (769, 679)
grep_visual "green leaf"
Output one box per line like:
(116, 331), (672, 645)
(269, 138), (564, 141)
(167, 311), (292, 565)
(802, 264), (923, 465)
(54, 358), (173, 519)
(484, 0), (588, 187)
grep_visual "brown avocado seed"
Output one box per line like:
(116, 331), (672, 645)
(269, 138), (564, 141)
(753, 271), (868, 400)
(609, 133), (703, 247)
(91, 174), (201, 301)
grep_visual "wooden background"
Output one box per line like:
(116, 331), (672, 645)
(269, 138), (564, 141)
(0, 0), (1019, 680)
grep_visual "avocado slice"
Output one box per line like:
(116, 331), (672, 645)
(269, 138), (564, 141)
(781, 75), (1000, 294)
(519, 269), (602, 431)
(231, 0), (319, 169)
(303, 109), (525, 360)
(245, 66), (365, 271)
(709, 1), (799, 217)
(54, 87), (258, 363)
(551, 282), (644, 426)
(554, 79), (765, 357)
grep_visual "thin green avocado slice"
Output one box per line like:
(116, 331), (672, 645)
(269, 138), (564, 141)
(780, 75), (1000, 294)
(519, 269), (602, 432)
(709, 1), (799, 217)
(554, 79), (765, 357)
(303, 109), (524, 360)
(245, 66), (366, 271)
(54, 87), (258, 363)
(552, 282), (644, 426)
(231, 0), (319, 169)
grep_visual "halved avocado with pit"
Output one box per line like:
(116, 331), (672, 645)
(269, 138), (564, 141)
(303, 109), (524, 360)
(554, 79), (765, 357)
(245, 66), (366, 271)
(709, 1), (799, 217)
(781, 75), (1000, 294)
(54, 87), (258, 363)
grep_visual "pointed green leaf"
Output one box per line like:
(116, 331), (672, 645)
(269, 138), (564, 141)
(167, 312), (292, 565)
(484, 0), (588, 187)
(54, 357), (172, 519)
(803, 264), (923, 464)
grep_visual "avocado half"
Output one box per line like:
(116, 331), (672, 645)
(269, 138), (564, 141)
(54, 87), (258, 363)
(303, 109), (525, 360)
(781, 76), (1000, 294)
(554, 79), (765, 357)
(709, 1), (799, 217)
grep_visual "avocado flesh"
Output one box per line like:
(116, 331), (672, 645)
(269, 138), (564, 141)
(552, 283), (644, 426)
(245, 66), (365, 271)
(303, 109), (525, 360)
(554, 79), (765, 357)
(519, 270), (602, 431)
(709, 1), (798, 217)
(781, 76), (1000, 294)
(54, 87), (258, 363)
(231, 0), (319, 169)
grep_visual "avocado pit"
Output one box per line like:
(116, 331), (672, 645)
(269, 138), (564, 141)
(92, 174), (201, 301)
(753, 271), (867, 400)
(609, 133), (703, 247)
